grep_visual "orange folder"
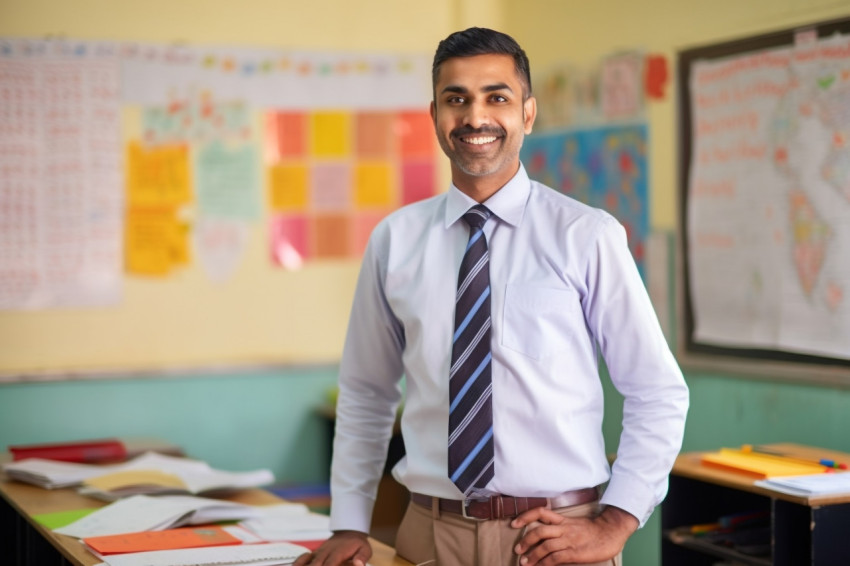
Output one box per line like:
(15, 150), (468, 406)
(83, 526), (242, 555)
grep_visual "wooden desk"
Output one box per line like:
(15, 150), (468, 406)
(662, 443), (850, 565)
(0, 477), (412, 566)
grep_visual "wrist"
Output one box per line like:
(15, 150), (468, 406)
(600, 505), (639, 535)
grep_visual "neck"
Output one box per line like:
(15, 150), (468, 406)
(451, 161), (520, 203)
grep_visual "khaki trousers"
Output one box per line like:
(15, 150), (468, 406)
(394, 498), (622, 566)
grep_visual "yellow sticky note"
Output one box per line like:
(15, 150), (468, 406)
(126, 141), (192, 207)
(311, 111), (350, 157)
(268, 164), (309, 211)
(355, 162), (393, 207)
(125, 208), (189, 276)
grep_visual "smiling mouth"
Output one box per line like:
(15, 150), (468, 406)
(461, 136), (498, 145)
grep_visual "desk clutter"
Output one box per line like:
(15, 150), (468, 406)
(3, 438), (333, 566)
(699, 445), (850, 497)
(3, 450), (275, 498)
(40, 496), (331, 566)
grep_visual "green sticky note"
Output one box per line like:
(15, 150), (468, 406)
(33, 508), (98, 530)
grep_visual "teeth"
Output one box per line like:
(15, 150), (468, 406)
(464, 136), (497, 145)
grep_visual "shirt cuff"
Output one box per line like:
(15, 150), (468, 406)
(329, 492), (376, 534)
(599, 473), (661, 528)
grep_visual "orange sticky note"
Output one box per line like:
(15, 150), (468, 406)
(84, 526), (242, 555)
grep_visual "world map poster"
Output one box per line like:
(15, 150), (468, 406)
(520, 124), (649, 276)
(687, 33), (850, 360)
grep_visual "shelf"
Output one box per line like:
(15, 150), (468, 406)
(664, 529), (771, 566)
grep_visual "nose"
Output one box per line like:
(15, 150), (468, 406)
(462, 101), (489, 129)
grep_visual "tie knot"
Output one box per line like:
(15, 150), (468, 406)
(462, 205), (492, 231)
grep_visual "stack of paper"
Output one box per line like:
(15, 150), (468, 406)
(46, 497), (331, 566)
(3, 451), (274, 498)
(54, 494), (262, 538)
(2, 458), (105, 489)
(755, 472), (850, 497)
(239, 503), (332, 543)
(90, 541), (311, 566)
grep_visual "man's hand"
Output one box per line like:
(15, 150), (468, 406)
(292, 530), (372, 566)
(511, 505), (638, 566)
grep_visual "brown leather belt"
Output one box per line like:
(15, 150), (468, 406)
(410, 487), (599, 521)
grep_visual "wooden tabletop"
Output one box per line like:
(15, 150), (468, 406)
(0, 477), (412, 566)
(673, 442), (850, 506)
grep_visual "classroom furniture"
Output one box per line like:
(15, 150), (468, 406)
(662, 443), (850, 565)
(0, 477), (413, 566)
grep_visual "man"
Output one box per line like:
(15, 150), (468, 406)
(295, 27), (688, 566)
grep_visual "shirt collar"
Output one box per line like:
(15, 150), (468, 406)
(444, 163), (530, 228)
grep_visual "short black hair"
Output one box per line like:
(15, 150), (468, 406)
(432, 27), (532, 99)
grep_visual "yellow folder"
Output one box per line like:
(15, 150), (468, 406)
(701, 448), (828, 479)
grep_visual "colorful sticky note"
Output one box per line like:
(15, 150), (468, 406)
(644, 54), (669, 100)
(269, 214), (310, 269)
(266, 111), (308, 159)
(355, 112), (395, 159)
(311, 111), (350, 157)
(311, 163), (351, 211)
(355, 163), (393, 207)
(402, 160), (435, 205)
(126, 141), (192, 207)
(268, 164), (309, 211)
(125, 208), (190, 276)
(314, 213), (350, 258)
(398, 111), (434, 158)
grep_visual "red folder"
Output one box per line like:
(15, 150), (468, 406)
(9, 438), (127, 463)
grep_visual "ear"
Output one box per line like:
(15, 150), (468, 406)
(523, 96), (537, 134)
(430, 100), (437, 125)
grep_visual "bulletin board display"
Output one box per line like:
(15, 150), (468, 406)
(0, 38), (437, 379)
(677, 18), (850, 383)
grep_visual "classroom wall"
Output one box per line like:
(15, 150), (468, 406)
(4, 2), (850, 565)
(0, 0), (493, 479)
(502, 0), (850, 563)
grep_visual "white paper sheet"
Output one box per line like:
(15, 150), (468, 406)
(54, 494), (259, 538)
(93, 541), (310, 566)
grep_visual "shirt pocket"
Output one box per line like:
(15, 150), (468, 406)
(501, 283), (584, 360)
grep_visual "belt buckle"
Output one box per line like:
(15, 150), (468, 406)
(461, 497), (488, 521)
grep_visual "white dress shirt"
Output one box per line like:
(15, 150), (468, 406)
(330, 164), (689, 533)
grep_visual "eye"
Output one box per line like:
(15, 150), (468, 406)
(491, 94), (508, 103)
(446, 95), (465, 105)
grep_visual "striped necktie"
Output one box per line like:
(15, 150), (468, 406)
(448, 204), (494, 496)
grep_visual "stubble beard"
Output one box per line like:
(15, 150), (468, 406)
(440, 130), (525, 178)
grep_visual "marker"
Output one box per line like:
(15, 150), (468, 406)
(820, 459), (849, 470)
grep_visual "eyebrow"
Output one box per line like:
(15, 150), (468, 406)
(439, 82), (514, 95)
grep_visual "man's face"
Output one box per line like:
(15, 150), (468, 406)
(430, 53), (536, 189)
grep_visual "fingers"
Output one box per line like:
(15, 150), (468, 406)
(290, 544), (369, 566)
(514, 523), (566, 555)
(511, 506), (564, 528)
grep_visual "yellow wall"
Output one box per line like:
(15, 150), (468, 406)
(503, 0), (850, 231)
(1, 0), (452, 50)
(0, 0), (507, 375)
